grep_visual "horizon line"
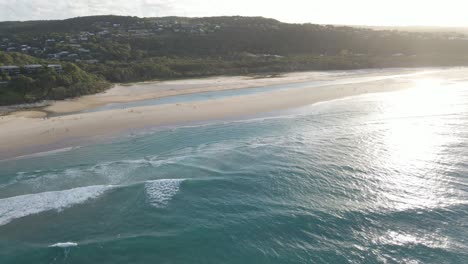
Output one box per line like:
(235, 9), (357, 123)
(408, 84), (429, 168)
(1, 14), (468, 29)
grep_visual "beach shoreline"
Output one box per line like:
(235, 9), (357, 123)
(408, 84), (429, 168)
(1, 67), (466, 160)
(41, 67), (435, 114)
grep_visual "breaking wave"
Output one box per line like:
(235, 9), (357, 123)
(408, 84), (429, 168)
(49, 242), (78, 248)
(0, 185), (113, 226)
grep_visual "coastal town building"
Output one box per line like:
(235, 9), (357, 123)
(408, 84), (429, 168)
(47, 64), (63, 73)
(0, 66), (20, 76)
(0, 64), (62, 76)
(84, 59), (99, 64)
(24, 64), (43, 74)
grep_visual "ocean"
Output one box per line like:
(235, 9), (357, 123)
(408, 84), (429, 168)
(0, 77), (467, 263)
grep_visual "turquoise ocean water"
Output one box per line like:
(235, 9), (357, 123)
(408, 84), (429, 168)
(0, 77), (467, 263)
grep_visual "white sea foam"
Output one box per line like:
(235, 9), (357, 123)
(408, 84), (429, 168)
(4, 152), (195, 197)
(2, 146), (81, 162)
(49, 242), (78, 248)
(145, 179), (185, 208)
(0, 185), (113, 226)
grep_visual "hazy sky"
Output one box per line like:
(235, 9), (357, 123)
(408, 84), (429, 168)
(1, 0), (468, 26)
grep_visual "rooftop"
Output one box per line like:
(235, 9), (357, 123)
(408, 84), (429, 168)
(24, 64), (43, 68)
(0, 66), (20, 69)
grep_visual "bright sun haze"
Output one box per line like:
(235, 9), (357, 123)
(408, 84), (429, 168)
(1, 0), (468, 26)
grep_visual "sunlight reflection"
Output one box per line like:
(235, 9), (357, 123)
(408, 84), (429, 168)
(373, 78), (462, 211)
(373, 230), (451, 250)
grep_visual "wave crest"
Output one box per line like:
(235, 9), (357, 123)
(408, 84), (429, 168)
(49, 242), (78, 248)
(145, 179), (185, 208)
(0, 185), (113, 226)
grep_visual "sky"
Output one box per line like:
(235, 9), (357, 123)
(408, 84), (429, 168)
(1, 0), (468, 27)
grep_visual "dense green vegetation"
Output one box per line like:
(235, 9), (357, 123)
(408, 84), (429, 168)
(2, 15), (468, 105)
(0, 52), (110, 105)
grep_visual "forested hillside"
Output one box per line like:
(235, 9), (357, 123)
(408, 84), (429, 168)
(2, 15), (468, 105)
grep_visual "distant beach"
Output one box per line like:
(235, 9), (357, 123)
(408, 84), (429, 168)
(1, 67), (466, 160)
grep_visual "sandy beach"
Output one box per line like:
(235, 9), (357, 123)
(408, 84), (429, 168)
(43, 68), (428, 114)
(1, 67), (466, 160)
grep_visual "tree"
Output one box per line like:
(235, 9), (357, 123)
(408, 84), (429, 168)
(0, 72), (10, 81)
(11, 75), (35, 96)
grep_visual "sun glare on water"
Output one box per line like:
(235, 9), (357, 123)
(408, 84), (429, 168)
(369, 78), (464, 211)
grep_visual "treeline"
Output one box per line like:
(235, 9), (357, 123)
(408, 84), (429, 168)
(80, 56), (366, 82)
(82, 53), (468, 83)
(0, 15), (141, 35)
(0, 51), (44, 65)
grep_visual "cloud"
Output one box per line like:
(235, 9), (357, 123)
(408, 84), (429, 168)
(1, 0), (468, 26)
(0, 0), (179, 21)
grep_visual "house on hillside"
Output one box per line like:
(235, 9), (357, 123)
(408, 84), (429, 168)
(24, 64), (44, 74)
(47, 64), (63, 73)
(48, 53), (60, 59)
(97, 30), (110, 36)
(0, 66), (20, 76)
(84, 59), (99, 64)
